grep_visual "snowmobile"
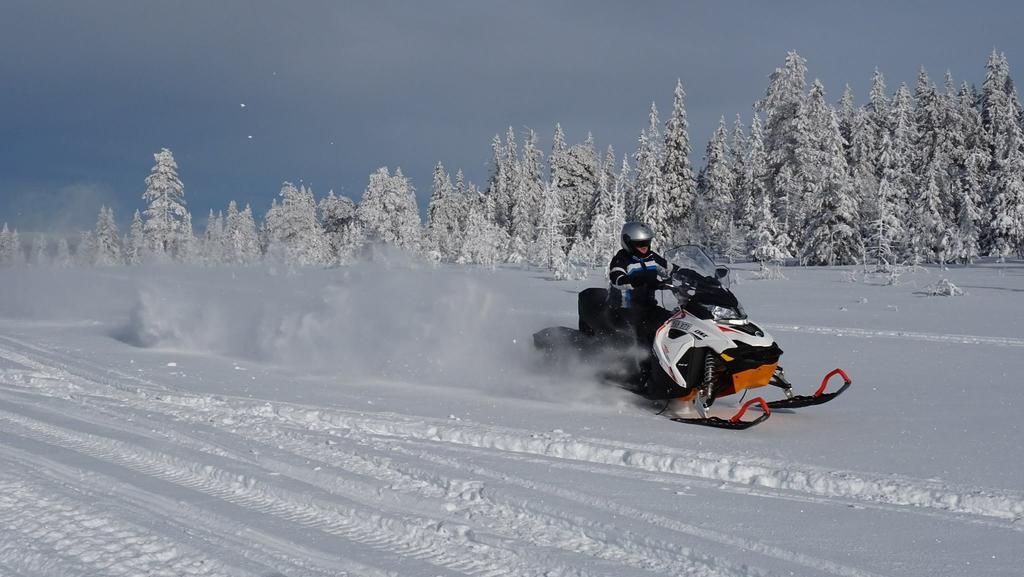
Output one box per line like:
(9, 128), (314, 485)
(533, 245), (852, 429)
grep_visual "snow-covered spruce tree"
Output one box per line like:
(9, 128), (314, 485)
(223, 201), (260, 265)
(745, 113), (772, 257)
(202, 209), (225, 265)
(319, 192), (361, 266)
(264, 182), (329, 266)
(630, 129), (656, 222)
(456, 188), (505, 268)
(506, 160), (533, 265)
(426, 163), (459, 262)
(356, 168), (421, 255)
(74, 231), (94, 267)
(758, 51), (807, 238)
(0, 223), (17, 266)
(521, 129), (546, 235)
(980, 51), (1024, 256)
(531, 181), (571, 279)
(141, 148), (188, 259)
(908, 168), (953, 265)
(948, 82), (990, 263)
(845, 100), (879, 242)
(988, 144), (1024, 259)
(868, 133), (907, 268)
(616, 154), (634, 224)
(800, 81), (862, 266)
(125, 210), (145, 265)
(178, 211), (199, 264)
(866, 68), (891, 168)
(729, 114), (753, 234)
(749, 182), (789, 264)
(570, 157), (620, 268)
(563, 132), (599, 246)
(93, 206), (123, 266)
(913, 67), (957, 233)
(695, 117), (734, 257)
(661, 80), (697, 244)
(549, 123), (569, 191)
(28, 236), (47, 266)
(952, 146), (988, 263)
(981, 51), (1020, 167)
(55, 237), (72, 268)
(637, 103), (667, 240)
(887, 83), (918, 258)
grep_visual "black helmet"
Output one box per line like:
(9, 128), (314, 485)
(621, 222), (655, 255)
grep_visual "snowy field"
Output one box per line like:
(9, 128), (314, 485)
(0, 260), (1022, 577)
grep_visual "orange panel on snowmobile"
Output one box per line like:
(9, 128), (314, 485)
(728, 363), (778, 395)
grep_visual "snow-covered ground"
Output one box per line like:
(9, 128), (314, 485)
(0, 260), (1021, 577)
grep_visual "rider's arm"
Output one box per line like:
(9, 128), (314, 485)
(608, 252), (631, 286)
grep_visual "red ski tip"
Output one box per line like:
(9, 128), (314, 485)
(730, 396), (771, 423)
(815, 368), (853, 397)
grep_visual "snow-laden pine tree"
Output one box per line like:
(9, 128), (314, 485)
(426, 163), (460, 262)
(531, 181), (571, 279)
(264, 182), (329, 266)
(800, 81), (862, 265)
(695, 118), (734, 257)
(988, 143), (1024, 259)
(630, 130), (656, 222)
(759, 51), (807, 235)
(868, 133), (907, 268)
(55, 237), (72, 268)
(549, 123), (569, 190)
(845, 102), (879, 242)
(908, 167), (953, 265)
(319, 192), (361, 266)
(570, 156), (621, 268)
(745, 113), (771, 257)
(93, 206), (123, 266)
(521, 129), (546, 234)
(28, 236), (47, 266)
(616, 154), (634, 225)
(749, 183), (789, 264)
(887, 83), (919, 258)
(506, 159), (533, 265)
(563, 132), (599, 245)
(74, 231), (93, 267)
(202, 210), (225, 265)
(661, 80), (697, 244)
(356, 167), (422, 254)
(125, 210), (145, 265)
(636, 103), (667, 240)
(729, 114), (753, 233)
(980, 51), (1024, 257)
(913, 67), (956, 231)
(178, 211), (198, 264)
(141, 148), (188, 259)
(866, 68), (890, 166)
(223, 201), (260, 265)
(0, 223), (18, 266)
(456, 188), (505, 268)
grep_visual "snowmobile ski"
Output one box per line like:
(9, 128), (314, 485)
(669, 397), (771, 430)
(766, 368), (852, 410)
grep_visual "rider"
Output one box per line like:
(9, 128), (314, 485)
(608, 222), (674, 353)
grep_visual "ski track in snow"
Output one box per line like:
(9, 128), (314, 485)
(761, 323), (1024, 347)
(0, 335), (1022, 576)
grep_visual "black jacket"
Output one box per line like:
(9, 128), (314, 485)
(608, 248), (668, 308)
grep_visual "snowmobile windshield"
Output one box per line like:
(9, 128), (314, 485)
(663, 245), (743, 317)
(663, 245), (719, 279)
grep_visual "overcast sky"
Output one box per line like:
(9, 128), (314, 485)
(2, 0), (1022, 231)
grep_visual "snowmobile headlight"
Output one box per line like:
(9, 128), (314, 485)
(702, 303), (746, 321)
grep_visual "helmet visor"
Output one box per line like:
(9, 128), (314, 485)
(631, 239), (651, 249)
